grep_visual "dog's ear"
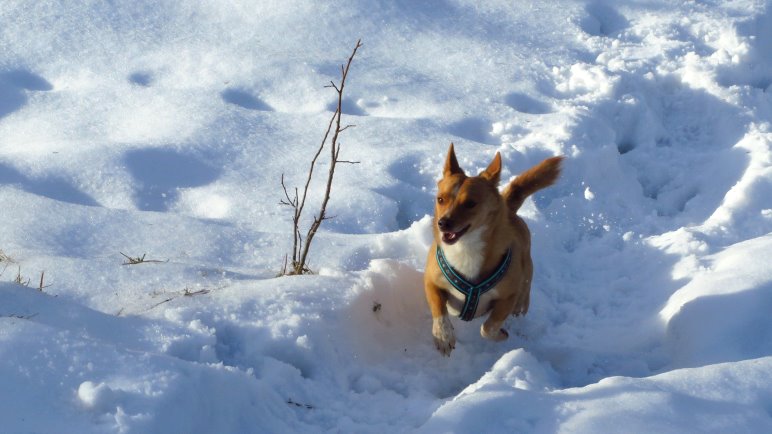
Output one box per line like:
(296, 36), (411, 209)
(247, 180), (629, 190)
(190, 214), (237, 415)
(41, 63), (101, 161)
(443, 143), (464, 177)
(480, 152), (501, 184)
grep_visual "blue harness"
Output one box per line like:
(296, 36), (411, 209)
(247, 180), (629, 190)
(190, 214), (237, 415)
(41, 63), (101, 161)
(435, 246), (512, 321)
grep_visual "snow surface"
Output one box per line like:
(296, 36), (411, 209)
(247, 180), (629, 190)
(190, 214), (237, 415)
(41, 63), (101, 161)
(1, 0), (771, 432)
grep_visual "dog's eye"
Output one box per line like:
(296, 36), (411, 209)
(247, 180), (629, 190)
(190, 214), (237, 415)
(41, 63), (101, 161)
(437, 197), (444, 204)
(464, 201), (477, 209)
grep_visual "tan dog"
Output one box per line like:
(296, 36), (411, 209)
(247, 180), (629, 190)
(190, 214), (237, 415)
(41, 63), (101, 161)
(424, 143), (563, 356)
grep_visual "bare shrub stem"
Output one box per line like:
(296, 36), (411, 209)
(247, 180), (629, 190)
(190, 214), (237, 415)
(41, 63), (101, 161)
(280, 39), (362, 275)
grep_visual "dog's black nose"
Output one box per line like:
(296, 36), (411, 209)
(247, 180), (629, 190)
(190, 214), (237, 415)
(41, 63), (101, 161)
(438, 217), (451, 230)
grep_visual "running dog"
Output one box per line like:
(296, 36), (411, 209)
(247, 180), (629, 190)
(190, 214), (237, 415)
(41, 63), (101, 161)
(424, 143), (563, 356)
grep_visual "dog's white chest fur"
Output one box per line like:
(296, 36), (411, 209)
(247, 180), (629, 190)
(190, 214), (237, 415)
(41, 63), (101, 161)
(441, 225), (503, 318)
(442, 225), (487, 280)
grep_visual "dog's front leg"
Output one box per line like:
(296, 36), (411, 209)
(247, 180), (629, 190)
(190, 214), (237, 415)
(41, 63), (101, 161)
(424, 281), (455, 356)
(481, 295), (516, 341)
(512, 285), (530, 317)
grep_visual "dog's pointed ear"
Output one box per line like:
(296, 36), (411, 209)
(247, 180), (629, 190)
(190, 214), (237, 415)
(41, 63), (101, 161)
(443, 143), (464, 177)
(480, 152), (501, 184)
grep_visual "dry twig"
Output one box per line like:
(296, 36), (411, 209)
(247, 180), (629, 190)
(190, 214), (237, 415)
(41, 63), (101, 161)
(183, 287), (211, 297)
(4, 313), (38, 320)
(287, 398), (314, 409)
(14, 267), (30, 286)
(120, 252), (168, 265)
(280, 39), (362, 275)
(0, 250), (14, 263)
(38, 271), (51, 291)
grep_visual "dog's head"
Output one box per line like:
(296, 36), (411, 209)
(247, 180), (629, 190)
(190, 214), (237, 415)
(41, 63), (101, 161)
(434, 143), (502, 245)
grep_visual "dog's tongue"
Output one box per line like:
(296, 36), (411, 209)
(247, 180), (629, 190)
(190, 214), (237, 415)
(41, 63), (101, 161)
(442, 231), (458, 242)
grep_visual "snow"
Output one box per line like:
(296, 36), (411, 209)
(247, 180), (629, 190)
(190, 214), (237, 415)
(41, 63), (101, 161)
(1, 0), (771, 432)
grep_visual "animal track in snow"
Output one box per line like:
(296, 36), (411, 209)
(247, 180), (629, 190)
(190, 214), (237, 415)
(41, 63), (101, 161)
(447, 116), (498, 145)
(715, 7), (772, 92)
(124, 148), (222, 212)
(504, 92), (553, 114)
(221, 88), (273, 111)
(128, 71), (153, 87)
(326, 96), (368, 116)
(0, 69), (52, 118)
(0, 161), (99, 207)
(0, 69), (52, 91)
(375, 153), (435, 230)
(607, 83), (748, 220)
(616, 141), (635, 155)
(579, 2), (629, 37)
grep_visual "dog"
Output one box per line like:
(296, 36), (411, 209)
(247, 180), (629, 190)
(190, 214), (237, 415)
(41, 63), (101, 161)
(423, 143), (563, 356)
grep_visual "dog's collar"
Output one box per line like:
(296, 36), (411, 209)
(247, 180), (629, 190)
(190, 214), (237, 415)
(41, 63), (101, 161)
(436, 246), (512, 321)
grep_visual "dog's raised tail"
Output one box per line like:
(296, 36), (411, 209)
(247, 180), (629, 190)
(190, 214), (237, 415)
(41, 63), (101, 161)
(503, 156), (564, 213)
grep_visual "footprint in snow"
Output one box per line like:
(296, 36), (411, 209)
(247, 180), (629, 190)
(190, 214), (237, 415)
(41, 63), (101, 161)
(128, 71), (153, 87)
(124, 148), (222, 212)
(446, 117), (498, 146)
(221, 87), (273, 111)
(326, 96), (368, 116)
(0, 69), (53, 118)
(504, 92), (553, 115)
(0, 161), (99, 207)
(579, 2), (629, 38)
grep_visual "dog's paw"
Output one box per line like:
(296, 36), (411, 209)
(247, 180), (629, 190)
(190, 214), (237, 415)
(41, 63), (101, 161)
(432, 316), (456, 356)
(433, 336), (455, 356)
(512, 303), (529, 317)
(513, 292), (530, 316)
(481, 324), (509, 342)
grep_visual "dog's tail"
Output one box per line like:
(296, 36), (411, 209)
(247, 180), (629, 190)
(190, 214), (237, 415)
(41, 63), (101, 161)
(502, 156), (564, 213)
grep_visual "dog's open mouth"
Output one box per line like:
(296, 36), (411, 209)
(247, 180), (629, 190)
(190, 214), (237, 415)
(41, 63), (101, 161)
(441, 225), (470, 245)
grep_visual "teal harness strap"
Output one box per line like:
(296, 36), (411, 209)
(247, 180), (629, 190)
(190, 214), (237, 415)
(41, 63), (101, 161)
(436, 246), (512, 321)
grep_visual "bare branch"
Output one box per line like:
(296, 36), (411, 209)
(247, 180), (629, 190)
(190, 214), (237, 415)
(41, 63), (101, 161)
(120, 252), (168, 265)
(183, 287), (211, 297)
(4, 313), (39, 320)
(145, 297), (174, 311)
(280, 174), (298, 207)
(296, 110), (337, 223)
(14, 267), (30, 287)
(38, 271), (51, 292)
(326, 81), (341, 93)
(280, 254), (288, 276)
(280, 39), (362, 275)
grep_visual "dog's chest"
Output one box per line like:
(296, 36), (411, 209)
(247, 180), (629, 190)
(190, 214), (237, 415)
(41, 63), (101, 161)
(441, 226), (500, 318)
(445, 286), (500, 318)
(441, 226), (486, 279)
